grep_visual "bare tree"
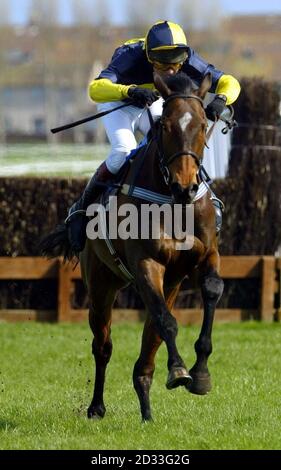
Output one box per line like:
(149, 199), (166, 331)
(92, 0), (111, 26)
(28, 0), (60, 25)
(0, 0), (11, 24)
(126, 0), (170, 31)
(70, 0), (111, 25)
(176, 0), (200, 31)
(177, 0), (222, 30)
(202, 0), (222, 29)
(70, 0), (93, 25)
(28, 1), (61, 142)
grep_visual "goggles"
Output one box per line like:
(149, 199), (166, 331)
(148, 48), (188, 64)
(152, 61), (183, 72)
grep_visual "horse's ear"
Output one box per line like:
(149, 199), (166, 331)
(196, 72), (212, 99)
(153, 72), (171, 100)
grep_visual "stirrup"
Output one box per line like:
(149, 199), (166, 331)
(210, 195), (225, 212)
(65, 209), (87, 224)
(210, 196), (224, 234)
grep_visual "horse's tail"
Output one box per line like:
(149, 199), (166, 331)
(38, 223), (76, 262)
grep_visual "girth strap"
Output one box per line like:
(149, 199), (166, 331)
(121, 182), (208, 204)
(99, 194), (134, 282)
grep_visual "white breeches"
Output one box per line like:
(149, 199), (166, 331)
(97, 99), (164, 174)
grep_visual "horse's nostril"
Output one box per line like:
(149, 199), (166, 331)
(190, 183), (199, 193)
(171, 182), (183, 196)
(187, 183), (199, 199)
(171, 182), (199, 203)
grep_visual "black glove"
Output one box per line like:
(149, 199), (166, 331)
(205, 95), (227, 121)
(128, 87), (159, 108)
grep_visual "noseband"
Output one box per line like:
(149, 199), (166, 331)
(156, 93), (207, 185)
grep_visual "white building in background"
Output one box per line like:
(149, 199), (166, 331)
(0, 60), (106, 144)
(0, 83), (232, 179)
(0, 86), (96, 140)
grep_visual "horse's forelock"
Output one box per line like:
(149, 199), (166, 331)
(164, 73), (194, 95)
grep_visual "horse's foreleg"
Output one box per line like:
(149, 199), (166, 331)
(88, 303), (113, 419)
(133, 284), (181, 421)
(81, 241), (127, 419)
(136, 262), (191, 392)
(84, 254), (124, 419)
(189, 251), (224, 395)
(133, 317), (162, 421)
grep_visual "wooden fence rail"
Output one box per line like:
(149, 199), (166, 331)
(0, 256), (280, 324)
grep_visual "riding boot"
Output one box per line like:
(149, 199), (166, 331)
(66, 162), (115, 253)
(212, 198), (224, 234)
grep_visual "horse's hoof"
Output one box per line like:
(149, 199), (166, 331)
(166, 367), (193, 390)
(186, 372), (211, 395)
(142, 414), (153, 423)
(87, 404), (106, 419)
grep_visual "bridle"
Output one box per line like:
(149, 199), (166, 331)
(148, 93), (217, 186)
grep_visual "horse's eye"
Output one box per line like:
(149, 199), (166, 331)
(161, 119), (171, 133)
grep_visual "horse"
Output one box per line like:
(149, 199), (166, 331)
(40, 72), (224, 421)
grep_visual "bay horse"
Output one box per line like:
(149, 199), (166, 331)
(40, 72), (224, 421)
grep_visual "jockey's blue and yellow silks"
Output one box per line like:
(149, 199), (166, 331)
(89, 38), (240, 105)
(90, 79), (133, 102)
(215, 74), (241, 105)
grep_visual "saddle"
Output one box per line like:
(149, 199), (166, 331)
(98, 141), (151, 204)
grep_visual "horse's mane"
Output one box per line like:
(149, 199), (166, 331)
(164, 73), (195, 95)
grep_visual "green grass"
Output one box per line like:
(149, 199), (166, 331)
(0, 321), (280, 450)
(0, 143), (110, 177)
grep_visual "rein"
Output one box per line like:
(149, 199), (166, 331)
(147, 93), (217, 186)
(105, 95), (217, 282)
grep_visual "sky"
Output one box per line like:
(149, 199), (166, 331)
(8, 0), (281, 25)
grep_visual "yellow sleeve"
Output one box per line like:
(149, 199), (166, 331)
(89, 78), (132, 103)
(215, 74), (241, 105)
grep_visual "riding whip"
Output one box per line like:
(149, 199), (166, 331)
(50, 102), (132, 134)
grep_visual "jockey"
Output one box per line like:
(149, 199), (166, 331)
(67, 20), (241, 252)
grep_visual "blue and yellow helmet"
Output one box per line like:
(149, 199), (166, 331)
(145, 21), (189, 64)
